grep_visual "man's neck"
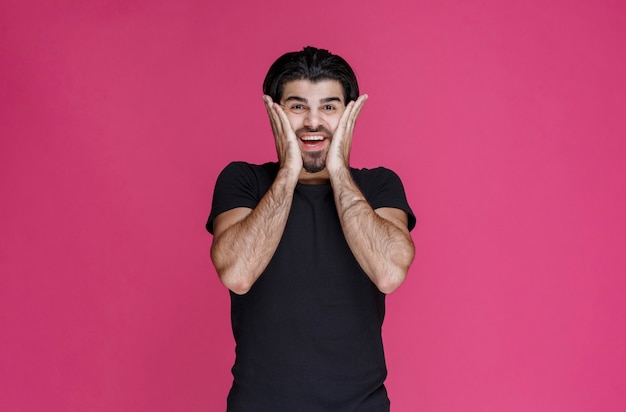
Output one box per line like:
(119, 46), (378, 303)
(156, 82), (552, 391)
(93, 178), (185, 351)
(298, 169), (331, 185)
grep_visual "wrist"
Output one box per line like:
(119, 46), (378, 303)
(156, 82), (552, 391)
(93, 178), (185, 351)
(326, 159), (350, 175)
(328, 162), (351, 180)
(277, 163), (301, 184)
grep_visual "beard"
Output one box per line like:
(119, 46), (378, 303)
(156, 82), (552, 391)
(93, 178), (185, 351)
(302, 150), (325, 173)
(296, 125), (333, 174)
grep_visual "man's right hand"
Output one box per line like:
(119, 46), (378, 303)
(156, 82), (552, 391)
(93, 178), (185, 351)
(263, 95), (303, 175)
(211, 99), (302, 295)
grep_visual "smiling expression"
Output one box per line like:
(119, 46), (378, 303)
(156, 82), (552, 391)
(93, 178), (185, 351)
(280, 79), (346, 176)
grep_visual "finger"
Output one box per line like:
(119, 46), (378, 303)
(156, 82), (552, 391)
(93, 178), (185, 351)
(347, 94), (368, 129)
(273, 103), (296, 141)
(263, 96), (278, 136)
(352, 94), (368, 120)
(336, 98), (359, 137)
(337, 100), (356, 133)
(264, 95), (284, 137)
(340, 96), (366, 139)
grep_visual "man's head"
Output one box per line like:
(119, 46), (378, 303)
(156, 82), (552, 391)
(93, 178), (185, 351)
(263, 47), (362, 177)
(262, 46), (359, 104)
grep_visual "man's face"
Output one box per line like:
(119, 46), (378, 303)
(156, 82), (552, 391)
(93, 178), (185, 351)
(279, 79), (346, 173)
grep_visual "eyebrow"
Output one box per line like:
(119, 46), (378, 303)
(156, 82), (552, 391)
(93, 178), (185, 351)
(283, 96), (343, 104)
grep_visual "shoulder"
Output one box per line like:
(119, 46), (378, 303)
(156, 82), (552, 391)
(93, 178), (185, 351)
(350, 166), (405, 191)
(216, 161), (278, 186)
(219, 161), (278, 177)
(207, 162), (279, 234)
(351, 166), (416, 231)
(351, 166), (401, 179)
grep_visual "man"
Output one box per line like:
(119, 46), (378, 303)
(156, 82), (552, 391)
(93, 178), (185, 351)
(207, 46), (416, 411)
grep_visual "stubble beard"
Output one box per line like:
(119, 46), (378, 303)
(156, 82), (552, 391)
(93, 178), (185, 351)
(297, 126), (332, 174)
(302, 150), (326, 173)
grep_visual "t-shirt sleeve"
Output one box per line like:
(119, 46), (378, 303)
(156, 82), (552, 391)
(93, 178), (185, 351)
(359, 167), (416, 232)
(206, 162), (262, 234)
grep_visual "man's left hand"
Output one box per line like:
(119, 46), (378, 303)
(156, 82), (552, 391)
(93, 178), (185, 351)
(326, 94), (368, 175)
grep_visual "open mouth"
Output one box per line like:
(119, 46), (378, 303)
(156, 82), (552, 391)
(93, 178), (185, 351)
(299, 135), (327, 151)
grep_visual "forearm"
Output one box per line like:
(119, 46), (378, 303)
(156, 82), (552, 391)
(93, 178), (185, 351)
(211, 167), (298, 294)
(330, 167), (415, 294)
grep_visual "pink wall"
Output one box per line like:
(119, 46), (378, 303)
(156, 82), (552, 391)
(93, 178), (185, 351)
(1, 0), (625, 410)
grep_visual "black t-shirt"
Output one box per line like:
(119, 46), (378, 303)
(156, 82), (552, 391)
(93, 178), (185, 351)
(207, 162), (415, 411)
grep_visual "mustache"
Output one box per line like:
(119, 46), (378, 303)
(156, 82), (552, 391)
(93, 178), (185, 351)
(295, 126), (332, 138)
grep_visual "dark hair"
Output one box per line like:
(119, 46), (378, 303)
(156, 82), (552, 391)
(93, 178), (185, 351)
(262, 46), (359, 104)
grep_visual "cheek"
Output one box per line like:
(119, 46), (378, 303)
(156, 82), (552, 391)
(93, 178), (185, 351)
(326, 116), (342, 133)
(327, 109), (345, 129)
(285, 114), (303, 130)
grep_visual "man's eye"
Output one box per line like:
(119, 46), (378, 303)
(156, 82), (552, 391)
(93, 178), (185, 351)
(323, 105), (335, 111)
(290, 105), (305, 112)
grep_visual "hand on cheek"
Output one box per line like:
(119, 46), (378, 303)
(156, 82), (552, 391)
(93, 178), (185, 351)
(327, 94), (368, 174)
(263, 95), (303, 174)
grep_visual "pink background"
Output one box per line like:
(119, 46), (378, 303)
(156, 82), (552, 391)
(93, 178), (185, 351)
(1, 0), (625, 411)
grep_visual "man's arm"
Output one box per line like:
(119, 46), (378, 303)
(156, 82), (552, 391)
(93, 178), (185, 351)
(211, 167), (298, 294)
(210, 96), (302, 295)
(330, 168), (415, 294)
(327, 95), (415, 293)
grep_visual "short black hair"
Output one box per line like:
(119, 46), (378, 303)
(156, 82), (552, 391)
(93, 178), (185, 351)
(262, 46), (359, 104)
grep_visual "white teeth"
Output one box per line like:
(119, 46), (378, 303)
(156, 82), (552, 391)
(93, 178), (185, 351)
(301, 135), (324, 141)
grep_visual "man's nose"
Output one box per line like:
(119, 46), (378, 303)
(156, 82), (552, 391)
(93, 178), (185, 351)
(303, 109), (321, 128)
